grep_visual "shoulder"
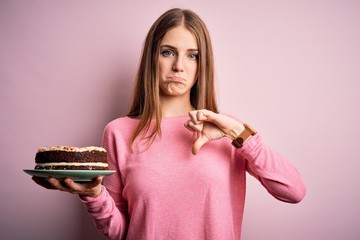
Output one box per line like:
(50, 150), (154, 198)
(103, 116), (138, 137)
(105, 116), (138, 128)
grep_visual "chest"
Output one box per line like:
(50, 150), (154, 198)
(121, 135), (245, 207)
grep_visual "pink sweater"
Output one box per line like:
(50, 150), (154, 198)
(81, 115), (306, 240)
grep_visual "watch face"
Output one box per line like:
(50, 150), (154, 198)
(237, 137), (244, 145)
(232, 137), (244, 148)
(232, 124), (257, 149)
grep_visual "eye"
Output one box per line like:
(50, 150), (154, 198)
(188, 53), (199, 60)
(161, 50), (175, 57)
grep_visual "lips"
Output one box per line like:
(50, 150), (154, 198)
(168, 76), (185, 82)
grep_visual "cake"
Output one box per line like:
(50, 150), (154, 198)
(35, 146), (108, 170)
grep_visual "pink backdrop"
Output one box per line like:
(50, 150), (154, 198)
(1, 0), (359, 239)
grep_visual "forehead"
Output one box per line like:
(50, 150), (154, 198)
(160, 26), (198, 49)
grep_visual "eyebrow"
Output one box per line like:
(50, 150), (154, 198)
(160, 44), (198, 52)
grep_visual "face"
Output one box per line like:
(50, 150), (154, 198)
(158, 26), (198, 98)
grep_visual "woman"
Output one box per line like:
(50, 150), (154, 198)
(34, 8), (306, 240)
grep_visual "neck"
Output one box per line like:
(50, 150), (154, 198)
(160, 94), (194, 117)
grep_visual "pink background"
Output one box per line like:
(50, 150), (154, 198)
(1, 0), (359, 239)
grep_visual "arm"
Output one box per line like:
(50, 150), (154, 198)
(239, 134), (306, 203)
(80, 185), (129, 239)
(184, 109), (306, 203)
(32, 174), (129, 239)
(79, 125), (130, 239)
(33, 126), (130, 239)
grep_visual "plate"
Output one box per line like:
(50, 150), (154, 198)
(23, 169), (116, 182)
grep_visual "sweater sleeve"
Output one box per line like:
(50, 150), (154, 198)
(238, 134), (306, 203)
(80, 185), (128, 239)
(80, 123), (129, 240)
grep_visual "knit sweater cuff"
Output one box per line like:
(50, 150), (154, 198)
(237, 133), (262, 160)
(79, 185), (107, 204)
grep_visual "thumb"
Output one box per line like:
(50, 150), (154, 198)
(192, 134), (210, 155)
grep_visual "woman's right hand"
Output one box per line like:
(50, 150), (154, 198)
(32, 176), (103, 198)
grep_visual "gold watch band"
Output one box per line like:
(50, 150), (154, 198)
(231, 124), (257, 148)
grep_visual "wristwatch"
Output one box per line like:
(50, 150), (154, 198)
(231, 124), (257, 148)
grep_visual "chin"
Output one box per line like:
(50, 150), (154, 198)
(162, 88), (189, 96)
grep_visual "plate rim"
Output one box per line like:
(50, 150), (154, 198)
(23, 169), (116, 173)
(23, 169), (116, 181)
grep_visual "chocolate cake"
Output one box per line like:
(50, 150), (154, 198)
(35, 146), (108, 170)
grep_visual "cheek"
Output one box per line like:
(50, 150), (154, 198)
(159, 59), (172, 73)
(189, 63), (198, 79)
(158, 61), (164, 74)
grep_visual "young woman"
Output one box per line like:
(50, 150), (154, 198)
(33, 8), (306, 240)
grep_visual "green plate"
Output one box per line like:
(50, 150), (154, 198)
(23, 169), (116, 182)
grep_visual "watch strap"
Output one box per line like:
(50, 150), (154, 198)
(231, 124), (257, 148)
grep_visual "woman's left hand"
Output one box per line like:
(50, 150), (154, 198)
(184, 109), (244, 155)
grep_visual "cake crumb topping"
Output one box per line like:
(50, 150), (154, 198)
(37, 146), (106, 152)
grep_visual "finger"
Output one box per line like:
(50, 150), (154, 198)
(32, 177), (57, 190)
(186, 120), (203, 132)
(63, 178), (78, 189)
(62, 178), (87, 194)
(188, 110), (207, 124)
(196, 110), (207, 121)
(188, 110), (199, 124)
(184, 120), (196, 132)
(96, 176), (104, 183)
(64, 176), (103, 193)
(192, 134), (210, 155)
(86, 176), (103, 188)
(47, 177), (71, 192)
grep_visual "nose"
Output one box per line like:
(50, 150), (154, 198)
(172, 57), (184, 72)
